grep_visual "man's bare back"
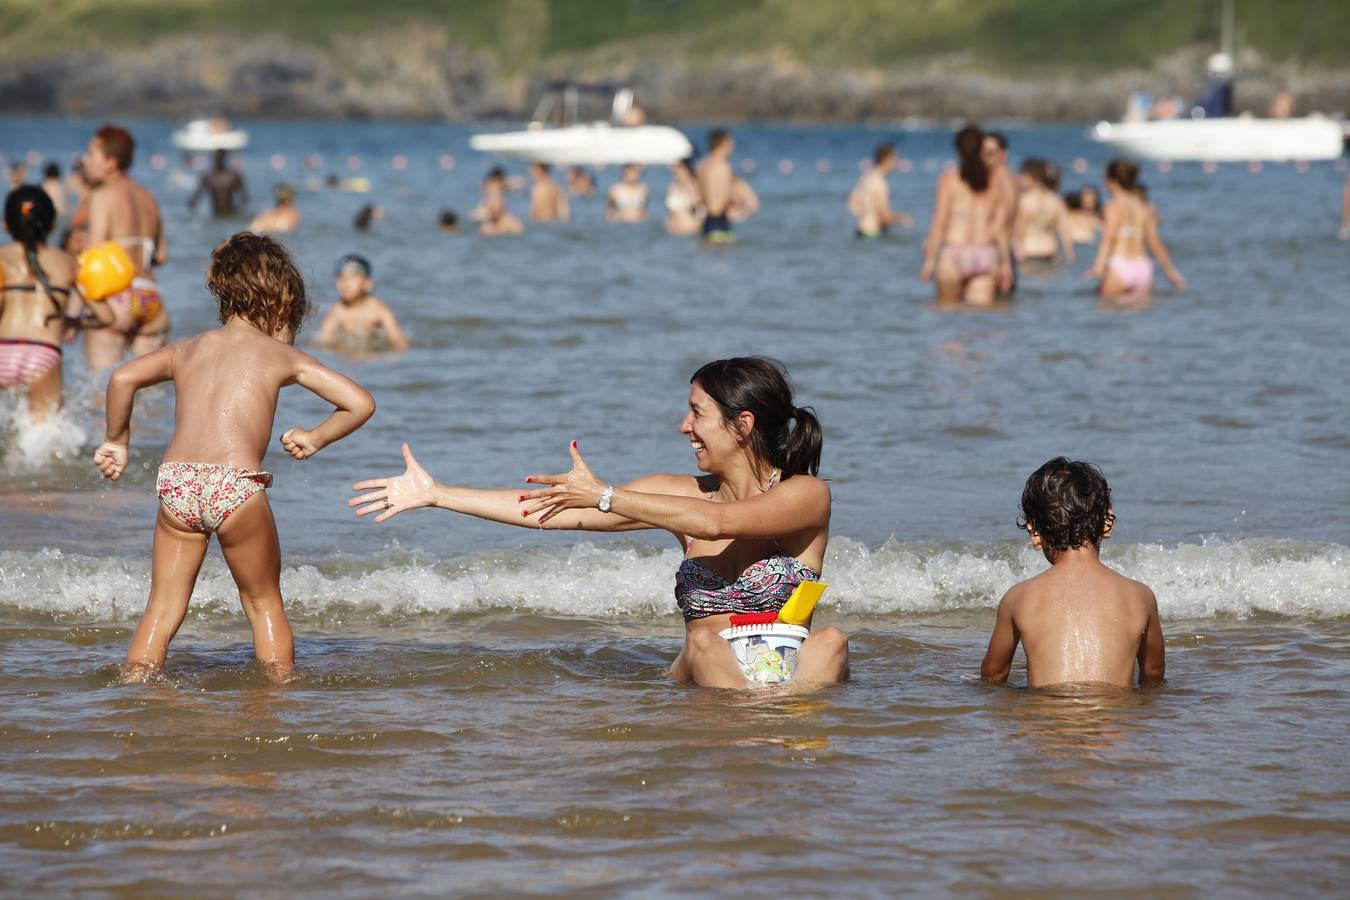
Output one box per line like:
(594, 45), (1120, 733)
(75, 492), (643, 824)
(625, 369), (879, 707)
(697, 156), (732, 217)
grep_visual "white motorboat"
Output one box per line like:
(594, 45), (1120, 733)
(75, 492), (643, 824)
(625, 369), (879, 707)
(1090, 115), (1345, 162)
(1091, 6), (1346, 163)
(172, 118), (249, 153)
(470, 83), (693, 166)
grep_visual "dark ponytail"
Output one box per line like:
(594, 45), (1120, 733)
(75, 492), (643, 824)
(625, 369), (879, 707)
(955, 125), (989, 192)
(690, 357), (823, 478)
(1106, 158), (1141, 193)
(4, 186), (60, 323)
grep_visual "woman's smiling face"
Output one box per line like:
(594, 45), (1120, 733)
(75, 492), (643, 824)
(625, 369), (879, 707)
(681, 381), (742, 472)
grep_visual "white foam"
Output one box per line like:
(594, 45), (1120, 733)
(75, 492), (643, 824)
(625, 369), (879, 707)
(0, 392), (90, 472)
(1, 538), (1346, 623)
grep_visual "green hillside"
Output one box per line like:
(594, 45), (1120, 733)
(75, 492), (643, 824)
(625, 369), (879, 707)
(5, 0), (1350, 69)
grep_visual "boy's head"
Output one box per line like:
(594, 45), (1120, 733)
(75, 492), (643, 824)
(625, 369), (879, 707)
(335, 253), (373, 302)
(1018, 458), (1114, 552)
(208, 232), (312, 342)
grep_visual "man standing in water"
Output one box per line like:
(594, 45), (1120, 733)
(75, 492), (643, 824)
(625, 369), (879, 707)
(82, 124), (171, 371)
(847, 143), (913, 238)
(528, 163), (569, 223)
(696, 129), (736, 242)
(189, 149), (247, 218)
(982, 132), (1019, 293)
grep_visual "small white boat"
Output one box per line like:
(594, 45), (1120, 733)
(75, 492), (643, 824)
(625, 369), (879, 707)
(1090, 115), (1345, 162)
(172, 118), (249, 153)
(471, 83), (693, 166)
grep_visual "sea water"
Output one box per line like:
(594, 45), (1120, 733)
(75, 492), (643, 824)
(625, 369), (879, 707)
(2, 118), (1348, 895)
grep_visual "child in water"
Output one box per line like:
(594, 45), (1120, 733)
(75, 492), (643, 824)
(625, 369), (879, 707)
(94, 233), (375, 681)
(315, 254), (410, 352)
(0, 186), (112, 422)
(981, 458), (1165, 689)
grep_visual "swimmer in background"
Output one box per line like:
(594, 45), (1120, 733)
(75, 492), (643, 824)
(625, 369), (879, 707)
(7, 163), (27, 190)
(476, 168), (524, 236)
(921, 124), (1012, 306)
(606, 164), (649, 223)
(981, 457), (1165, 690)
(40, 163), (68, 225)
(81, 124), (171, 371)
(982, 132), (1018, 294)
(697, 128), (736, 241)
(1065, 186), (1102, 245)
(249, 184), (301, 234)
(1, 186), (113, 422)
(189, 149), (247, 218)
(1012, 159), (1074, 264)
(664, 159), (704, 236)
(847, 143), (913, 239)
(438, 210), (459, 234)
(315, 254), (409, 352)
(1087, 159), (1184, 304)
(93, 232), (375, 683)
(566, 166), (596, 198)
(353, 204), (382, 231)
(528, 163), (569, 223)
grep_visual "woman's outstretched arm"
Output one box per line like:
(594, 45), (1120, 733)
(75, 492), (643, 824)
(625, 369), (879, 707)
(522, 443), (830, 540)
(350, 443), (690, 532)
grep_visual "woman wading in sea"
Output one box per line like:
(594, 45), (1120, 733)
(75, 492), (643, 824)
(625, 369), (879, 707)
(350, 357), (849, 689)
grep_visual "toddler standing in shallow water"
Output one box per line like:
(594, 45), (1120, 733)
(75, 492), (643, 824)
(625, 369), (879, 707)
(981, 458), (1165, 689)
(94, 233), (375, 681)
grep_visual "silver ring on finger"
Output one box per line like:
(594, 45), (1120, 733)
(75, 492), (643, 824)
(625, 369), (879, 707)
(384, 499), (392, 510)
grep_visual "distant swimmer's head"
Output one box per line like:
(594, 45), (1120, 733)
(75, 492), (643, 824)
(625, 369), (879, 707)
(708, 128), (733, 154)
(1019, 158), (1045, 190)
(621, 163), (643, 182)
(335, 253), (373, 302)
(209, 232), (313, 342)
(1079, 185), (1100, 211)
(981, 131), (1008, 165)
(43, 161), (61, 181)
(84, 124), (135, 182)
(274, 183), (297, 206)
(686, 357), (821, 479)
(213, 148), (229, 170)
(4, 185), (57, 246)
(353, 204), (381, 231)
(530, 162), (551, 178)
(873, 143), (897, 169)
(439, 209), (459, 233)
(484, 167), (506, 187)
(1018, 457), (1115, 553)
(1105, 159), (1141, 194)
(955, 125), (989, 193)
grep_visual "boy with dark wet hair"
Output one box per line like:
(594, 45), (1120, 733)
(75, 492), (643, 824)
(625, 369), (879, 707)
(981, 458), (1165, 689)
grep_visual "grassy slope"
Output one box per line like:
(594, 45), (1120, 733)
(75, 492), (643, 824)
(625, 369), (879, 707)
(4, 0), (1349, 69)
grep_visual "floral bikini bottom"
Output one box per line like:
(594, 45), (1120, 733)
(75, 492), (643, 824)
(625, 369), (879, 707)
(156, 462), (273, 533)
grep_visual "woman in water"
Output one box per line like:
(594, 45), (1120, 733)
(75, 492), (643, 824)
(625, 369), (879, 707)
(920, 125), (1012, 306)
(606, 164), (650, 223)
(1065, 185), (1102, 245)
(664, 160), (704, 236)
(1087, 160), (1184, 304)
(0, 186), (112, 421)
(350, 357), (849, 689)
(1012, 159), (1074, 265)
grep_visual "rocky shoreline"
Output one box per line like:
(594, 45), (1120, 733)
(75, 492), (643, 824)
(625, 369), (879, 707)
(2, 32), (1346, 123)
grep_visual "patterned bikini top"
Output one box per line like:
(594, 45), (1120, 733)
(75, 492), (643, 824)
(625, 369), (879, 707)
(675, 553), (820, 621)
(673, 469), (820, 620)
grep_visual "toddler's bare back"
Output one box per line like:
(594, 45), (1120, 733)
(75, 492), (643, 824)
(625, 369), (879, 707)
(163, 323), (305, 468)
